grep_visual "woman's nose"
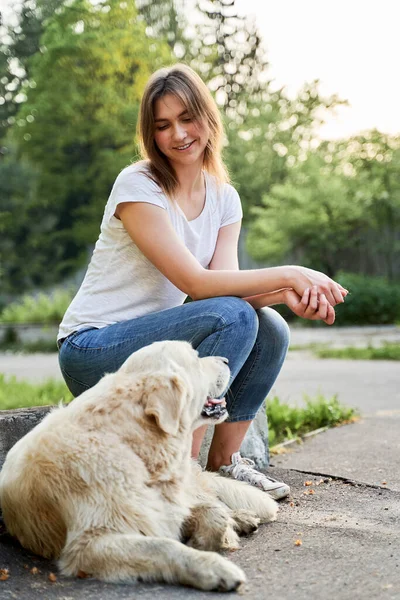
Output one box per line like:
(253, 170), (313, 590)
(173, 123), (187, 141)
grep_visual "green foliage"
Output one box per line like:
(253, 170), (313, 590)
(247, 130), (400, 280)
(2, 0), (172, 291)
(225, 82), (345, 222)
(0, 141), (41, 292)
(246, 150), (368, 276)
(266, 394), (357, 447)
(334, 272), (400, 325)
(0, 0), (66, 141)
(315, 343), (400, 361)
(0, 288), (74, 324)
(0, 374), (72, 410)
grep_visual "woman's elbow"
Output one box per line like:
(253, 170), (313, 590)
(186, 271), (209, 301)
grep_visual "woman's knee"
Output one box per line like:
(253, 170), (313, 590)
(257, 307), (290, 353)
(205, 296), (259, 338)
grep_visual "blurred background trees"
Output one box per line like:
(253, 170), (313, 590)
(1, 0), (399, 321)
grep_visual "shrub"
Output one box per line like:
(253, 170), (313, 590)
(334, 272), (400, 325)
(0, 288), (74, 325)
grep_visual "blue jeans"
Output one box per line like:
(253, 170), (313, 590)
(58, 297), (290, 423)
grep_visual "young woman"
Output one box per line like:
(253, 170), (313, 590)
(58, 64), (347, 500)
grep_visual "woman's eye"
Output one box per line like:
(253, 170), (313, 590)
(182, 117), (192, 122)
(157, 124), (169, 131)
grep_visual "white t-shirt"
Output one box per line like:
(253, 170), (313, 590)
(58, 163), (243, 340)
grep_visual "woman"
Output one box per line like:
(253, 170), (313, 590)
(58, 64), (347, 500)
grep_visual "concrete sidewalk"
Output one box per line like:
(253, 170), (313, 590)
(0, 328), (400, 598)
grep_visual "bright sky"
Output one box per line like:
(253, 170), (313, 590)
(1, 0), (399, 140)
(235, 0), (400, 139)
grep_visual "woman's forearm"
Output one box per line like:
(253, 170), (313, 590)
(191, 266), (294, 301)
(243, 289), (289, 310)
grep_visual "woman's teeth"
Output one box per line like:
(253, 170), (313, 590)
(175, 141), (193, 150)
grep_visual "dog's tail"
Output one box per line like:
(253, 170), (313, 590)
(200, 471), (278, 522)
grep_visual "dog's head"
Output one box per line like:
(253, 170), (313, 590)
(118, 341), (230, 436)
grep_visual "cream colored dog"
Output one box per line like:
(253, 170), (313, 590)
(0, 341), (277, 592)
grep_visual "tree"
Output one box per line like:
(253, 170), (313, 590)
(4, 0), (171, 290)
(333, 131), (400, 280)
(247, 132), (400, 280)
(0, 0), (66, 142)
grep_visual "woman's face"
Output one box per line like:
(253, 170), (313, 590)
(153, 94), (210, 169)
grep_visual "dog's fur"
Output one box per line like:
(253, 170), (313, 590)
(0, 341), (277, 592)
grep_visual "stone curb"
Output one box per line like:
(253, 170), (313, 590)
(0, 406), (52, 468)
(270, 425), (329, 454)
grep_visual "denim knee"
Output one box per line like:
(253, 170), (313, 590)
(257, 307), (290, 358)
(206, 296), (259, 340)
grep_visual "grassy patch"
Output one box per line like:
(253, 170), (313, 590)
(315, 343), (400, 360)
(267, 394), (358, 448)
(289, 343), (323, 351)
(0, 374), (72, 410)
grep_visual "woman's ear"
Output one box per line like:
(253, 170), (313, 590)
(143, 373), (187, 436)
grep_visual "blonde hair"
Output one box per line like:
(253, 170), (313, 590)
(137, 64), (229, 198)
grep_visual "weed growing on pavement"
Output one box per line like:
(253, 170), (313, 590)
(267, 394), (358, 447)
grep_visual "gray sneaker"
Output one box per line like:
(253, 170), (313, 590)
(219, 452), (290, 500)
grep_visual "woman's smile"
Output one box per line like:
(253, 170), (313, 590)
(173, 140), (196, 152)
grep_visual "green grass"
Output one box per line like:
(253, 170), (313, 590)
(0, 376), (358, 448)
(0, 339), (58, 354)
(266, 394), (358, 447)
(315, 343), (400, 360)
(0, 374), (73, 410)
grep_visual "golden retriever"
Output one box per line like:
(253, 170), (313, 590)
(0, 341), (277, 592)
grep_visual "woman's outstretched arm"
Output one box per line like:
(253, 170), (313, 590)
(117, 202), (346, 308)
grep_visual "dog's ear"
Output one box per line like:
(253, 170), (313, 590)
(143, 373), (187, 436)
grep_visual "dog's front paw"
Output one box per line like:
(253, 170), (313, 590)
(189, 552), (246, 592)
(232, 509), (260, 536)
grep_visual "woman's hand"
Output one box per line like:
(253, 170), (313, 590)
(283, 286), (336, 325)
(287, 266), (348, 307)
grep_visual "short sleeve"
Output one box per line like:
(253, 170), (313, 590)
(105, 165), (167, 224)
(220, 184), (243, 228)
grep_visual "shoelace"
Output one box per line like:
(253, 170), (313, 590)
(230, 456), (282, 489)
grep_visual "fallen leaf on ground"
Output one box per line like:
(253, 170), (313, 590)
(0, 568), (9, 581)
(382, 481), (387, 485)
(304, 481), (313, 486)
(48, 573), (57, 583)
(294, 540), (302, 546)
(30, 567), (40, 575)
